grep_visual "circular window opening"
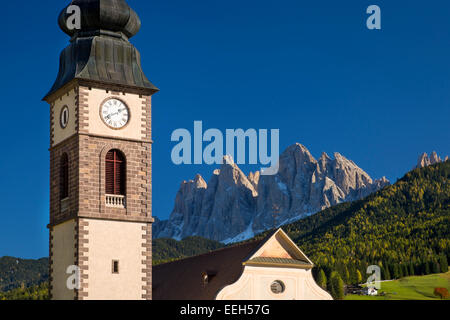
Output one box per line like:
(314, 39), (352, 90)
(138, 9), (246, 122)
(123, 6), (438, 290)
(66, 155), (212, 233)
(60, 105), (69, 129)
(270, 280), (285, 294)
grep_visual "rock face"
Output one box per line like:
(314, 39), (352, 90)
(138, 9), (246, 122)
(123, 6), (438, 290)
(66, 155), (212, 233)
(154, 144), (390, 243)
(416, 152), (448, 169)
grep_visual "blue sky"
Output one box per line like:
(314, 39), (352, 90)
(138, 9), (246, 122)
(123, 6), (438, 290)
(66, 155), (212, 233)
(0, 0), (449, 258)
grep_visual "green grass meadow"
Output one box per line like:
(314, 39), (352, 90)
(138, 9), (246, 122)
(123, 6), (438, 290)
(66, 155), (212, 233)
(345, 271), (450, 300)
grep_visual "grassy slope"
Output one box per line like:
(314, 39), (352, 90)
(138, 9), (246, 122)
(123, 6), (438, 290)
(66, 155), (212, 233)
(345, 271), (450, 300)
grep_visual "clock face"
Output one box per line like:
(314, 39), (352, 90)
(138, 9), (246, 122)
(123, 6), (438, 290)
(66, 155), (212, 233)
(101, 99), (130, 129)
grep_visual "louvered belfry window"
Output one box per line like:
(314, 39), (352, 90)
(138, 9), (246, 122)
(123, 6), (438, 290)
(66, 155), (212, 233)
(105, 150), (126, 195)
(60, 153), (69, 199)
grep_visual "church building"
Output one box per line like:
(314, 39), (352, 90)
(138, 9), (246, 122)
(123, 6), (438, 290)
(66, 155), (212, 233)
(44, 0), (157, 300)
(153, 229), (332, 300)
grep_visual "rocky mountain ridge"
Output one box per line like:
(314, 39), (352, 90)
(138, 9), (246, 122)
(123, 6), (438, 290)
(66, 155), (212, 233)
(416, 151), (448, 169)
(154, 143), (390, 243)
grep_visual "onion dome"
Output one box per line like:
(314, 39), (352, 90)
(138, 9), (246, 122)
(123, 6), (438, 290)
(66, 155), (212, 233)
(44, 0), (158, 101)
(58, 0), (141, 40)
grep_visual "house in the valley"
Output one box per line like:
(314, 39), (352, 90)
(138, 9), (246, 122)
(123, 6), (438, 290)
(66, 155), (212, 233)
(153, 228), (333, 300)
(363, 287), (378, 296)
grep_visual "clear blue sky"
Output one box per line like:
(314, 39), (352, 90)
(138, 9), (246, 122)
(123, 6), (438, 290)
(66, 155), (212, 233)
(0, 0), (448, 258)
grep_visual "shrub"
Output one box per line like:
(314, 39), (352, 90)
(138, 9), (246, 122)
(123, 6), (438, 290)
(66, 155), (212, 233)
(433, 287), (449, 299)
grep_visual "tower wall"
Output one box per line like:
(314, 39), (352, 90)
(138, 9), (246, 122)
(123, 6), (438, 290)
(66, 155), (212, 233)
(83, 219), (151, 300)
(52, 88), (77, 146)
(46, 0), (157, 300)
(49, 219), (76, 300)
(48, 85), (153, 300)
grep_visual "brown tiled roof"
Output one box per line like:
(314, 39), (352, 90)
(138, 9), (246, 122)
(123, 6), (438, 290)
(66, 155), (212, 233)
(245, 257), (312, 267)
(153, 232), (276, 300)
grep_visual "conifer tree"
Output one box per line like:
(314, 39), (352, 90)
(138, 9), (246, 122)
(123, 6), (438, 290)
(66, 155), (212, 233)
(329, 272), (345, 300)
(432, 260), (440, 274)
(439, 255), (448, 273)
(402, 264), (409, 277)
(316, 269), (327, 289)
(409, 262), (415, 276)
(425, 261), (431, 275)
(355, 269), (363, 284)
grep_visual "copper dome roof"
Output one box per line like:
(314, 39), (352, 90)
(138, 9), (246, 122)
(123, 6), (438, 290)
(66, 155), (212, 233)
(58, 0), (141, 39)
(44, 0), (158, 100)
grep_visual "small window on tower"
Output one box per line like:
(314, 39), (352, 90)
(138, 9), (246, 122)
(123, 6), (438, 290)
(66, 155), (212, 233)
(112, 260), (120, 274)
(60, 153), (69, 200)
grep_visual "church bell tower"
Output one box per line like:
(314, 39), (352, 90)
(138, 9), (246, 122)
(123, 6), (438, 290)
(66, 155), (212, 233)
(44, 0), (158, 300)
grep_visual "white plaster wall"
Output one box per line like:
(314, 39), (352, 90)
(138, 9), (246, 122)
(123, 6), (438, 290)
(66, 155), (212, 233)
(216, 266), (333, 300)
(85, 219), (146, 300)
(52, 89), (77, 147)
(51, 219), (76, 300)
(85, 88), (146, 141)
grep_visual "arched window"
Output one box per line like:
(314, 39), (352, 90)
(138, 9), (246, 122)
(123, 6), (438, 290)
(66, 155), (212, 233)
(60, 153), (69, 199)
(105, 149), (126, 195)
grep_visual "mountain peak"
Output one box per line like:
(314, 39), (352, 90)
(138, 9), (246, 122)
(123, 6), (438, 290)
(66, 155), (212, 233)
(333, 152), (347, 161)
(154, 142), (389, 243)
(416, 151), (448, 168)
(223, 155), (235, 165)
(281, 143), (317, 166)
(320, 152), (331, 161)
(194, 174), (207, 189)
(284, 143), (312, 155)
(430, 151), (441, 164)
(379, 176), (389, 184)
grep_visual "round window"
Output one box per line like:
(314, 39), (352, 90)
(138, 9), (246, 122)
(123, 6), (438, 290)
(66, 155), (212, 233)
(270, 280), (285, 294)
(60, 105), (69, 129)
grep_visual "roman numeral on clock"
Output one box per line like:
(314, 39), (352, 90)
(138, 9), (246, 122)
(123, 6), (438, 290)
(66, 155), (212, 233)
(101, 99), (129, 129)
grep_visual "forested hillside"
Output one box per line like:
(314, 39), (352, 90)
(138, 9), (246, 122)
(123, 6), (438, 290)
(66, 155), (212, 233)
(276, 161), (449, 290)
(0, 257), (48, 292)
(154, 162), (449, 295)
(0, 282), (48, 300)
(153, 236), (224, 265)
